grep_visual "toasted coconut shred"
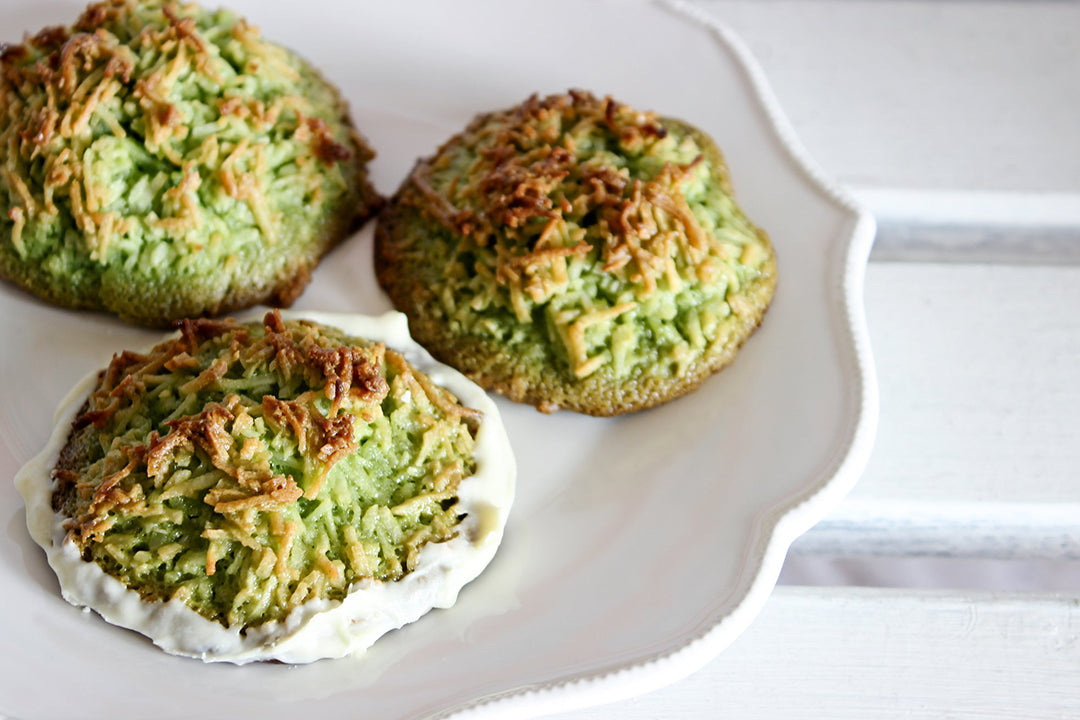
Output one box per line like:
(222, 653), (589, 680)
(0, 0), (377, 326)
(17, 311), (515, 663)
(403, 90), (774, 383)
(1, 3), (351, 258)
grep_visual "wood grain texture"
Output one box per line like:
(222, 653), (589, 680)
(552, 587), (1080, 719)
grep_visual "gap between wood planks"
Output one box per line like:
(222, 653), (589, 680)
(851, 186), (1080, 265)
(779, 554), (1080, 593)
(787, 191), (1080, 593)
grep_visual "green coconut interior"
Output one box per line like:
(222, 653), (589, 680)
(0, 0), (366, 316)
(53, 313), (478, 628)
(406, 90), (773, 382)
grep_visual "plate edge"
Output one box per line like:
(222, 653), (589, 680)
(430, 2), (881, 718)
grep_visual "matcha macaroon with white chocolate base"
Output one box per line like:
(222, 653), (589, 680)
(16, 311), (515, 663)
(375, 90), (776, 416)
(0, 0), (380, 326)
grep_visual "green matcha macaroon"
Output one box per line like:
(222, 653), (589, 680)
(51, 312), (484, 631)
(375, 90), (777, 416)
(0, 0), (380, 326)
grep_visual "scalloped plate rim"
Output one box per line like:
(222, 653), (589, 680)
(0, 2), (879, 718)
(430, 2), (880, 717)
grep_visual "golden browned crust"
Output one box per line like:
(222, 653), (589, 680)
(377, 212), (775, 416)
(375, 94), (776, 416)
(52, 311), (394, 542)
(47, 310), (486, 629)
(0, 1), (383, 328)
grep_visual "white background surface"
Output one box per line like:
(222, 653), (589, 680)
(0, 0), (1077, 718)
(712, 0), (1080, 593)
(0, 1), (876, 719)
(703, 0), (1080, 194)
(556, 1), (1080, 717)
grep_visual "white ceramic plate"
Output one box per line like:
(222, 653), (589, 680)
(0, 1), (877, 718)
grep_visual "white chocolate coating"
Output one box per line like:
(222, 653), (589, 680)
(15, 311), (516, 664)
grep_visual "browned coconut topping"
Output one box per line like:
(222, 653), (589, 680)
(51, 311), (482, 628)
(0, 0), (379, 325)
(376, 90), (776, 414)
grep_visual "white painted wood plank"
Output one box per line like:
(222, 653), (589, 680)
(691, 1), (1080, 194)
(794, 262), (1080, 557)
(855, 262), (1079, 504)
(550, 587), (1080, 719)
(792, 501), (1080, 559)
(853, 189), (1080, 231)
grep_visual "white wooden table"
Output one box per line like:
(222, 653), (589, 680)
(558, 1), (1080, 716)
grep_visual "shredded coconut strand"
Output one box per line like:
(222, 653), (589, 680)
(0, 0), (355, 265)
(406, 90), (770, 379)
(51, 310), (479, 629)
